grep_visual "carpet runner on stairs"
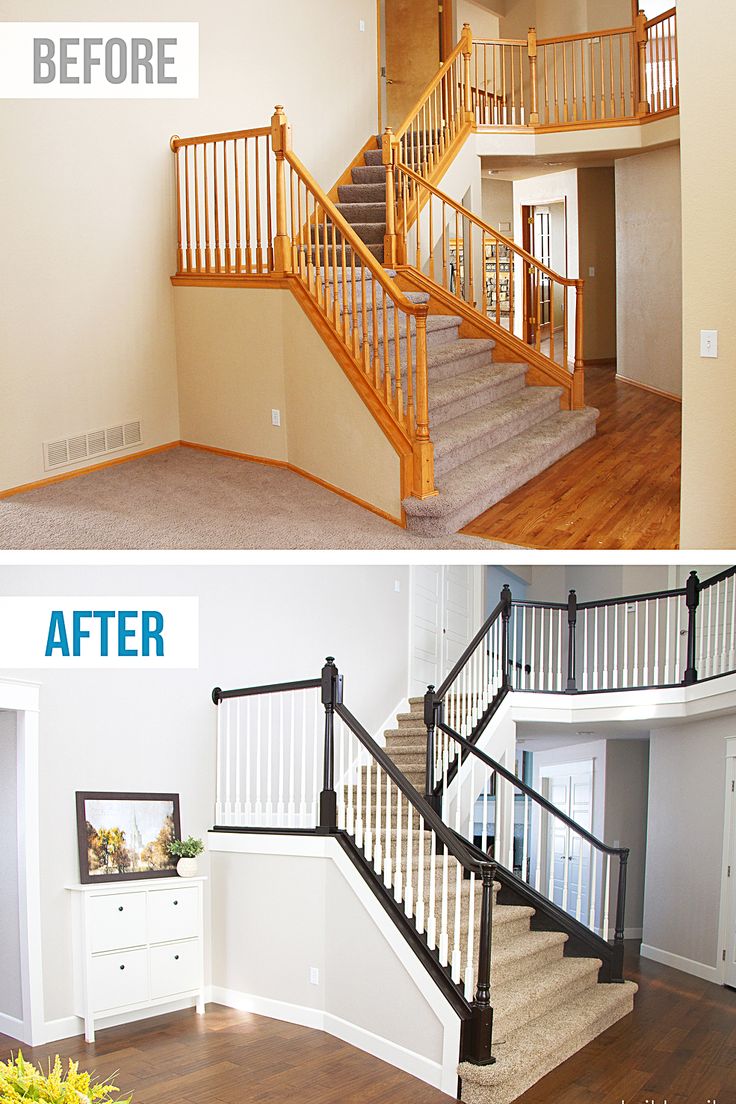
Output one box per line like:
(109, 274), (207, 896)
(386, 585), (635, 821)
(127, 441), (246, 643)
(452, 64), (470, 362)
(333, 139), (599, 536)
(369, 697), (637, 1104)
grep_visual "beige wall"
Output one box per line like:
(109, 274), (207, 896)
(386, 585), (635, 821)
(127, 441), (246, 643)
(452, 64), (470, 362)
(457, 0), (501, 40)
(0, 0), (379, 494)
(615, 146), (682, 395)
(678, 0), (736, 548)
(175, 287), (403, 519)
(481, 178), (514, 232)
(499, 0), (630, 37)
(603, 739), (649, 933)
(578, 168), (617, 363)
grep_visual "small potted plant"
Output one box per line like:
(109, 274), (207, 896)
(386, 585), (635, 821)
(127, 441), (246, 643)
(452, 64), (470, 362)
(0, 1052), (131, 1103)
(169, 835), (204, 877)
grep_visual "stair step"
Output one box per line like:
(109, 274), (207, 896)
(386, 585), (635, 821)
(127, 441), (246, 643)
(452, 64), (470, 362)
(364, 148), (386, 166)
(432, 388), (564, 478)
(490, 930), (567, 986)
(427, 338), (497, 383)
(459, 981), (637, 1104)
(491, 956), (602, 1042)
(352, 164), (386, 185)
(404, 408), (599, 535)
(338, 182), (387, 204)
(336, 201), (388, 225)
(429, 363), (529, 427)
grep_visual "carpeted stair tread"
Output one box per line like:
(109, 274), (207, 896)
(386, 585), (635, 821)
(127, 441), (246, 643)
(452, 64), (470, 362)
(337, 201), (388, 224)
(351, 164), (386, 185)
(338, 182), (387, 204)
(429, 365), (530, 427)
(459, 981), (637, 1104)
(432, 388), (564, 474)
(403, 408), (599, 535)
(491, 956), (602, 1042)
(427, 338), (495, 368)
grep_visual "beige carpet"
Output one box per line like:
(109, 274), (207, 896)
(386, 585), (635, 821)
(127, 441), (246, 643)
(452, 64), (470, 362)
(0, 448), (516, 550)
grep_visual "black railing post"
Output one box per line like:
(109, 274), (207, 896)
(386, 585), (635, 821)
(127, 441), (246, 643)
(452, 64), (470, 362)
(319, 656), (341, 830)
(500, 584), (512, 690)
(566, 589), (578, 693)
(684, 571), (700, 686)
(464, 863), (496, 1065)
(611, 849), (629, 982)
(423, 685), (442, 814)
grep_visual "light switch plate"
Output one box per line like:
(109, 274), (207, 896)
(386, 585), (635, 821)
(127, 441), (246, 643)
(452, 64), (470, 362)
(359, 18), (365, 31)
(271, 409), (281, 427)
(700, 330), (718, 358)
(309, 967), (319, 985)
(588, 266), (596, 277)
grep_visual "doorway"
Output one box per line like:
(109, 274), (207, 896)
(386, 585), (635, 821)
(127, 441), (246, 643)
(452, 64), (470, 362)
(409, 565), (483, 697)
(383, 0), (445, 129)
(521, 200), (568, 355)
(540, 761), (595, 925)
(721, 750), (736, 988)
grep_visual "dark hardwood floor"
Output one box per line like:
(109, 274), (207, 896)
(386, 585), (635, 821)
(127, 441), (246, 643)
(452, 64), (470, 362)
(462, 367), (682, 550)
(2, 947), (734, 1103)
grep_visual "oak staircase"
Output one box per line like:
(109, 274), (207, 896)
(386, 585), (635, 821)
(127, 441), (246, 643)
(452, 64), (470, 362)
(170, 10), (677, 533)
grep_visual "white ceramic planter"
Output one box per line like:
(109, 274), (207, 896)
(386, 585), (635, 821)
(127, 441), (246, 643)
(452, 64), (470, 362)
(176, 857), (198, 878)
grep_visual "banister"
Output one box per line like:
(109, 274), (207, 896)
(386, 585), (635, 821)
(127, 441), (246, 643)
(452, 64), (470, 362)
(645, 7), (676, 30)
(436, 718), (627, 859)
(212, 677), (321, 704)
(394, 161), (579, 288)
(700, 565), (736, 590)
(284, 148), (428, 318)
(536, 23), (637, 46)
(437, 599), (505, 699)
(171, 126), (271, 149)
(336, 701), (492, 878)
(393, 35), (467, 145)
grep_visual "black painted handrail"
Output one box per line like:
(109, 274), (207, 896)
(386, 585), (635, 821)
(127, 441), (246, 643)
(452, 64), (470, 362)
(212, 677), (321, 704)
(436, 719), (626, 858)
(436, 598), (505, 698)
(701, 564), (736, 590)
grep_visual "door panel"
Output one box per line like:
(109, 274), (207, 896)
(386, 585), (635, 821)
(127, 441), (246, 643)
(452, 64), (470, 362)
(385, 0), (441, 128)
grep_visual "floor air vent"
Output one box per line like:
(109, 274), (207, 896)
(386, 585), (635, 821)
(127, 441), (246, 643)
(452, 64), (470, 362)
(43, 420), (143, 471)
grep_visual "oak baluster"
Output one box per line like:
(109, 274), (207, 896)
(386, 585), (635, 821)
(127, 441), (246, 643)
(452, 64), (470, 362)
(383, 278), (391, 406)
(361, 264), (370, 374)
(244, 138), (252, 273)
(224, 140), (232, 272)
(174, 146), (184, 273)
(254, 137), (262, 274)
(194, 144), (202, 271)
(183, 146), (193, 271)
(371, 273), (380, 389)
(394, 300), (404, 426)
(234, 140), (243, 271)
(266, 136), (274, 270)
(214, 141), (221, 273)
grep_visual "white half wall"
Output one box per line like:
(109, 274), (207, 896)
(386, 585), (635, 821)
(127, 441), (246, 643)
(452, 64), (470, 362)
(208, 833), (461, 1095)
(0, 711), (23, 1023)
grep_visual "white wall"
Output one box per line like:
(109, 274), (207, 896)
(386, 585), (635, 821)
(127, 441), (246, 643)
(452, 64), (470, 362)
(457, 0), (501, 40)
(0, 0), (379, 493)
(603, 739), (649, 934)
(0, 710), (23, 1021)
(643, 714), (732, 978)
(615, 146), (682, 396)
(0, 564), (411, 1028)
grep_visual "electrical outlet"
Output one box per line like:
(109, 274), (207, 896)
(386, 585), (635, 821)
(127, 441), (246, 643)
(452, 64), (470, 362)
(394, 580), (401, 593)
(588, 266), (596, 278)
(271, 409), (281, 427)
(700, 330), (718, 359)
(309, 967), (319, 985)
(359, 18), (365, 31)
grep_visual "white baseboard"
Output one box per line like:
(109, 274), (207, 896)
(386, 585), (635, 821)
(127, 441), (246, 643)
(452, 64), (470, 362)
(640, 943), (720, 984)
(208, 985), (443, 1090)
(41, 997), (197, 1045)
(0, 1012), (26, 1043)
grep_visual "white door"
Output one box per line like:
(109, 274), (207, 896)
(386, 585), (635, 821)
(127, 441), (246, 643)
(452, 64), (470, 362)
(409, 566), (482, 697)
(541, 762), (594, 923)
(724, 757), (736, 988)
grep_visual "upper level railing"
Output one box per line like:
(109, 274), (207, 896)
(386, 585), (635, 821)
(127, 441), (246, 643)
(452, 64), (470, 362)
(212, 659), (496, 1066)
(171, 109), (437, 500)
(468, 9), (677, 131)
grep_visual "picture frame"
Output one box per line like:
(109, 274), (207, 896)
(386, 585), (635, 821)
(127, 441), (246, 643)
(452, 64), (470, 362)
(76, 791), (182, 884)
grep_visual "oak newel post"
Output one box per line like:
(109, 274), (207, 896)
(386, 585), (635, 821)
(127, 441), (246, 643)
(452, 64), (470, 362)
(573, 279), (585, 409)
(271, 105), (293, 276)
(527, 27), (540, 125)
(462, 23), (474, 123)
(413, 307), (438, 499)
(382, 128), (398, 267)
(635, 11), (650, 116)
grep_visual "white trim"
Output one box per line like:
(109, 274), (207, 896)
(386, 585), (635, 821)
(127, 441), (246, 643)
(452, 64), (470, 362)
(373, 697), (409, 748)
(208, 831), (461, 1095)
(0, 1012), (25, 1038)
(41, 997), (198, 1045)
(640, 943), (721, 984)
(208, 987), (444, 1090)
(717, 745), (736, 986)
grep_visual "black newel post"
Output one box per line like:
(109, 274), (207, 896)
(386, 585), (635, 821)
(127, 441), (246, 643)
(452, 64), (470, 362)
(566, 589), (578, 693)
(500, 584), (512, 690)
(423, 685), (441, 815)
(612, 849), (629, 982)
(319, 656), (341, 830)
(683, 571), (700, 686)
(465, 863), (496, 1065)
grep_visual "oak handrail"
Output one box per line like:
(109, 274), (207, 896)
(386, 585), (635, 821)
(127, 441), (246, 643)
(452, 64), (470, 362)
(535, 23), (637, 46)
(171, 126), (270, 149)
(645, 7), (676, 30)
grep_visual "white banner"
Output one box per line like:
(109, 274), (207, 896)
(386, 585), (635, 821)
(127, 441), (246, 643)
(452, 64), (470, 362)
(0, 597), (199, 668)
(0, 22), (199, 98)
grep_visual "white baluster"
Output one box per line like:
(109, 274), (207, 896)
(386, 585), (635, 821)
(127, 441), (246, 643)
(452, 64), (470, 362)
(593, 607), (599, 691)
(365, 758), (373, 860)
(562, 823), (570, 915)
(224, 701), (233, 824)
(394, 788), (403, 903)
(439, 844), (450, 967)
(522, 794), (529, 884)
(299, 693), (307, 825)
(547, 810), (555, 902)
(530, 607), (537, 690)
(312, 693), (320, 828)
(255, 696), (263, 821)
(547, 609), (554, 691)
(405, 802), (414, 917)
(582, 609), (589, 691)
(706, 585), (714, 677)
(665, 597), (672, 685)
(384, 776), (392, 889)
(557, 610), (563, 691)
(374, 764), (383, 875)
(653, 598), (660, 686)
(452, 854), (463, 983)
(427, 829), (437, 950)
(602, 853), (611, 939)
(633, 602), (639, 687)
(464, 869), (476, 995)
(588, 845), (597, 930)
(356, 758), (364, 848)
(575, 833), (583, 922)
(235, 700), (243, 825)
(416, 814), (425, 934)
(277, 694), (285, 824)
(644, 601), (650, 687)
(215, 697), (224, 824)
(714, 582), (722, 675)
(613, 603), (619, 689)
(288, 695), (296, 826)
(265, 696), (273, 823)
(521, 607), (527, 689)
(534, 803), (542, 893)
(730, 575), (736, 671)
(244, 696), (253, 823)
(347, 731), (355, 837)
(622, 603), (629, 688)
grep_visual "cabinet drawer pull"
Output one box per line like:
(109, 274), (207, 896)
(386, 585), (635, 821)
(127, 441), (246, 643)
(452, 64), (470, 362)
(174, 955), (179, 961)
(120, 965), (125, 971)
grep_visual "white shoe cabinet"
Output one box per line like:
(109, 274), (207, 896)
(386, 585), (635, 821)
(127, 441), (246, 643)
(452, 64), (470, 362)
(67, 877), (205, 1042)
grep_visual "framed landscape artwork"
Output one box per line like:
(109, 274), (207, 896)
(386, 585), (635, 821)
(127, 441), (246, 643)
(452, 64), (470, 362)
(76, 791), (181, 884)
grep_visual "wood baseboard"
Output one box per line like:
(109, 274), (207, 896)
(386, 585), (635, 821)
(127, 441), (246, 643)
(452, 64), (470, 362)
(179, 441), (406, 527)
(616, 374), (682, 403)
(0, 442), (181, 499)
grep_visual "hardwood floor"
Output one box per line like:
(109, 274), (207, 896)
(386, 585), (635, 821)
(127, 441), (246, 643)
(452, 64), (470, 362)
(462, 367), (682, 550)
(2, 948), (734, 1103)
